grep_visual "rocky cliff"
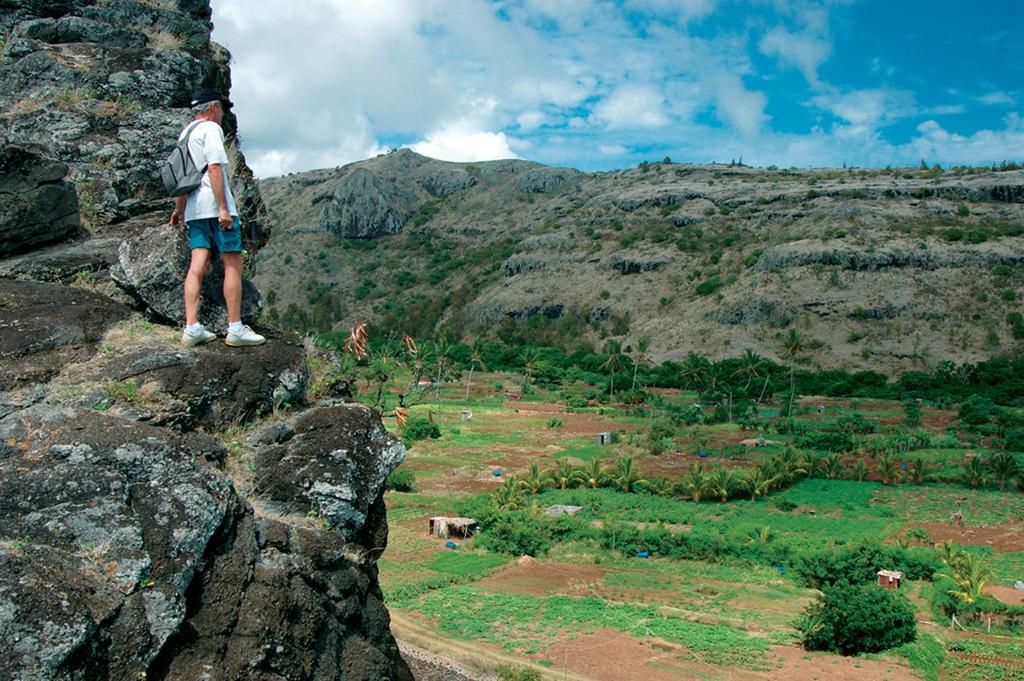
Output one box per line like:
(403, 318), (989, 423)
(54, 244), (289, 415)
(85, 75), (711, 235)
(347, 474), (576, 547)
(257, 150), (1024, 372)
(0, 2), (412, 679)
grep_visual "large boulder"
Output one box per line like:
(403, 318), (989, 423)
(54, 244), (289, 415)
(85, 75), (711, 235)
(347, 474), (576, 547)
(318, 167), (415, 238)
(0, 144), (79, 256)
(111, 221), (264, 330)
(251, 404), (406, 542)
(0, 404), (412, 681)
(0, 279), (130, 390)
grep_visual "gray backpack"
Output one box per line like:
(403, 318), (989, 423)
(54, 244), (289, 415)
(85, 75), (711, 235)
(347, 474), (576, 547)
(161, 121), (207, 197)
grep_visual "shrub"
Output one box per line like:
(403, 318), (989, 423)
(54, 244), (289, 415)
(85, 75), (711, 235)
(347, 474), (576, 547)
(497, 665), (543, 681)
(796, 430), (855, 452)
(958, 394), (997, 427)
(402, 416), (441, 445)
(478, 512), (553, 556)
(384, 468), (416, 492)
(799, 584), (917, 655)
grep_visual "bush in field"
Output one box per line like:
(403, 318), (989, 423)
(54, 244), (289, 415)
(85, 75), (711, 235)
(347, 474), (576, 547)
(958, 395), (997, 427)
(795, 543), (940, 589)
(799, 584), (916, 655)
(402, 416), (441, 446)
(496, 665), (542, 681)
(795, 430), (854, 452)
(477, 512), (553, 557)
(384, 468), (416, 492)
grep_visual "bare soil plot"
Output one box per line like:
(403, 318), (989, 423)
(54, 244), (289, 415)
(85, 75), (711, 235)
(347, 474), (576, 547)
(535, 630), (919, 681)
(918, 521), (1024, 552)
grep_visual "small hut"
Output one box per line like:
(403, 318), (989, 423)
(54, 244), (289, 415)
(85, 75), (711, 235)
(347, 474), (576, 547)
(877, 570), (903, 590)
(428, 516), (479, 539)
(596, 432), (612, 445)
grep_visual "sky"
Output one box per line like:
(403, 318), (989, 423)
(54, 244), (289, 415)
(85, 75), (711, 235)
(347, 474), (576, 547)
(209, 0), (1024, 178)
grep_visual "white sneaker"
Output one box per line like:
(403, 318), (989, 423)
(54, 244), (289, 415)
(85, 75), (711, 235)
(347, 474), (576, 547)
(181, 326), (217, 347)
(225, 324), (266, 347)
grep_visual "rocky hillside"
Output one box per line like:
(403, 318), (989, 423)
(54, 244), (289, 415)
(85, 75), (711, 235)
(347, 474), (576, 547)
(256, 150), (1024, 372)
(0, 2), (412, 679)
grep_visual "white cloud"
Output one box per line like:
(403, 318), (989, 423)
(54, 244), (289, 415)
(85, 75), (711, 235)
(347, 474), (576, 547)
(591, 85), (670, 129)
(709, 74), (768, 137)
(408, 128), (517, 162)
(979, 91), (1016, 106)
(599, 144), (628, 155)
(759, 26), (831, 86)
(517, 111), (546, 131)
(811, 88), (917, 130)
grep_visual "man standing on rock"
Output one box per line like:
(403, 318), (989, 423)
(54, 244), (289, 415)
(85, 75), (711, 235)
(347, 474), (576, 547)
(169, 88), (265, 348)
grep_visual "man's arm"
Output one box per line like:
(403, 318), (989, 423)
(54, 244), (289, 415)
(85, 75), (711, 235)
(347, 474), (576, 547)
(169, 195), (187, 226)
(206, 163), (232, 230)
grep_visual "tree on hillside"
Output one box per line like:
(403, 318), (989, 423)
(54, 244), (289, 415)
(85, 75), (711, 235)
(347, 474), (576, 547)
(547, 459), (585, 490)
(679, 463), (709, 503)
(986, 450), (1020, 491)
(522, 463), (547, 494)
(464, 338), (487, 399)
(740, 467), (777, 500)
(708, 468), (738, 503)
(611, 457), (647, 493)
(491, 478), (528, 511)
(780, 329), (806, 416)
(679, 352), (710, 391)
(519, 347), (540, 387)
(601, 340), (625, 398)
(941, 547), (992, 605)
(630, 336), (651, 391)
(734, 349), (766, 393)
(582, 459), (610, 489)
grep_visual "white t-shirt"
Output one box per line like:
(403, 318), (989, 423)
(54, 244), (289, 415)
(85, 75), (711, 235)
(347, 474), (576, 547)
(178, 120), (238, 221)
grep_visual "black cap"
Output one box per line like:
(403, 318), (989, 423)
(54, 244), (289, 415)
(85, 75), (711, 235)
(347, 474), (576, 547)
(190, 88), (226, 107)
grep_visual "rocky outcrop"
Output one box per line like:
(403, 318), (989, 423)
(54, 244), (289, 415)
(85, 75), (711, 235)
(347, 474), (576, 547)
(754, 238), (1024, 272)
(0, 279), (130, 390)
(111, 222), (264, 330)
(0, 144), (79, 255)
(514, 166), (579, 194)
(318, 168), (416, 238)
(600, 253), (674, 275)
(251, 404), (405, 541)
(0, 0), (269, 247)
(0, 403), (411, 681)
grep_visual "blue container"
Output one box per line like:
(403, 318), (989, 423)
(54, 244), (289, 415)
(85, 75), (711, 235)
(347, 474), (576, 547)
(901, 463), (907, 470)
(636, 551), (649, 559)
(445, 541), (458, 549)
(492, 470), (503, 477)
(698, 451), (708, 458)
(776, 566), (785, 575)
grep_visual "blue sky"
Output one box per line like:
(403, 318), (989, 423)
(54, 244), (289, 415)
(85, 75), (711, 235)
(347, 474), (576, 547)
(210, 0), (1023, 177)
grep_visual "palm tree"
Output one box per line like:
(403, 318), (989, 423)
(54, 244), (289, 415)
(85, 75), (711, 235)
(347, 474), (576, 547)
(601, 341), (624, 399)
(746, 526), (776, 544)
(877, 452), (899, 485)
(961, 456), (988, 489)
(708, 468), (738, 503)
(522, 463), (547, 494)
(909, 456), (931, 484)
(943, 551), (992, 605)
(630, 336), (651, 391)
(547, 459), (584, 490)
(986, 451), (1020, 491)
(821, 453), (843, 479)
(679, 464), (709, 503)
(519, 347), (540, 387)
(740, 467), (777, 500)
(581, 459), (609, 489)
(643, 477), (674, 496)
(491, 478), (528, 511)
(611, 457), (647, 493)
(679, 352), (710, 392)
(849, 459), (868, 482)
(780, 329), (806, 416)
(774, 448), (808, 484)
(463, 338), (487, 399)
(734, 349), (766, 393)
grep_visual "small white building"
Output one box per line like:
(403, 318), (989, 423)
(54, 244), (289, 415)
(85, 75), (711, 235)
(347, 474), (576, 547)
(545, 505), (582, 517)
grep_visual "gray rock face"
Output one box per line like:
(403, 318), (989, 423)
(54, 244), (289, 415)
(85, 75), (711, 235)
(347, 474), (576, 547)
(0, 404), (413, 681)
(0, 0), (270, 253)
(318, 167), (415, 238)
(514, 166), (579, 194)
(111, 221), (264, 330)
(755, 238), (1024, 272)
(0, 144), (79, 255)
(0, 279), (130, 390)
(252, 404), (406, 541)
(600, 253), (674, 275)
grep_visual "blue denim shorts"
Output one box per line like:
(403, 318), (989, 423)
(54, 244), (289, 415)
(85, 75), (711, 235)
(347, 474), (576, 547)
(187, 216), (242, 253)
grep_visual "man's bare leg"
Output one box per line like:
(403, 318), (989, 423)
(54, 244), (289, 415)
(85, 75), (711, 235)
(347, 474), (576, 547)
(222, 251), (242, 323)
(184, 248), (211, 325)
